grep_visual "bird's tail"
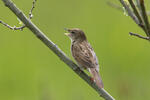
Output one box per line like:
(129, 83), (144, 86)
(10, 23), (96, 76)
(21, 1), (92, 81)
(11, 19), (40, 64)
(89, 68), (104, 88)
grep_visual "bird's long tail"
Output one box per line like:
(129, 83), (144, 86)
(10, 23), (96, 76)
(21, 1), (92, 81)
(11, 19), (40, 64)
(89, 68), (104, 88)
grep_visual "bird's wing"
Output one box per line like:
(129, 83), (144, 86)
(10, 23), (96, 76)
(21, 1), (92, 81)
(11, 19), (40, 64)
(72, 41), (99, 69)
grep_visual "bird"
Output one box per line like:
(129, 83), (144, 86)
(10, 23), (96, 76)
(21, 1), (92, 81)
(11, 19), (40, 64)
(64, 28), (104, 88)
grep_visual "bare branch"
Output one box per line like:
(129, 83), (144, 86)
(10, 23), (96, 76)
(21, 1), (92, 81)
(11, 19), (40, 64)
(119, 0), (141, 27)
(128, 0), (142, 23)
(117, 0), (150, 41)
(129, 32), (150, 40)
(0, 0), (37, 30)
(29, 0), (37, 19)
(108, 1), (150, 41)
(137, 0), (150, 36)
(0, 20), (25, 30)
(128, 0), (145, 31)
(108, 1), (150, 16)
(1, 0), (115, 100)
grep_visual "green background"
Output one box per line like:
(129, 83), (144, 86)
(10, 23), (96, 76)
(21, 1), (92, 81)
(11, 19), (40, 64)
(0, 0), (150, 100)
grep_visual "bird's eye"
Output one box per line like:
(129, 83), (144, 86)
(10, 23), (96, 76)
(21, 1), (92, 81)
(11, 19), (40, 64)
(71, 31), (75, 34)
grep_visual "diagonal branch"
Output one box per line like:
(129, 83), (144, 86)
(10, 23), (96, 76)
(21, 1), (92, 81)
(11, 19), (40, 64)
(118, 0), (150, 41)
(129, 32), (150, 40)
(128, 0), (146, 32)
(1, 0), (115, 100)
(107, 1), (150, 16)
(119, 0), (140, 27)
(137, 0), (150, 36)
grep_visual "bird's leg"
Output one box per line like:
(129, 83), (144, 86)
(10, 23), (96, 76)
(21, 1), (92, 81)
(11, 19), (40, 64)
(87, 68), (95, 82)
(90, 77), (95, 82)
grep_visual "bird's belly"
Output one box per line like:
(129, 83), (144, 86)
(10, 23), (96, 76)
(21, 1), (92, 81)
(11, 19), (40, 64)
(76, 61), (87, 70)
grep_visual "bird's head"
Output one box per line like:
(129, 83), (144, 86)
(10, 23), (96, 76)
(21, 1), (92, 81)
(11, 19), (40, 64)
(64, 28), (86, 42)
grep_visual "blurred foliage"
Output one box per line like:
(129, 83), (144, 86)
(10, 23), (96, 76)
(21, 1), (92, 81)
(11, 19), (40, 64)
(0, 0), (150, 100)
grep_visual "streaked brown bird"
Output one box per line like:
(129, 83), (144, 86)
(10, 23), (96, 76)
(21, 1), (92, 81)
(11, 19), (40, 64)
(65, 28), (104, 88)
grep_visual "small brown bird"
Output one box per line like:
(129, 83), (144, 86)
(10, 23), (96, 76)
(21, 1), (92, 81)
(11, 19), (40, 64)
(65, 28), (104, 88)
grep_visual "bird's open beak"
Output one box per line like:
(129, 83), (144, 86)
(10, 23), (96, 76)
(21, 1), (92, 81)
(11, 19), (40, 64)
(64, 32), (70, 36)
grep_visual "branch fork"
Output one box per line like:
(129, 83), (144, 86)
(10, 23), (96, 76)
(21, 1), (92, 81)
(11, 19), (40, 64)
(108, 0), (150, 41)
(120, 0), (150, 41)
(0, 0), (37, 30)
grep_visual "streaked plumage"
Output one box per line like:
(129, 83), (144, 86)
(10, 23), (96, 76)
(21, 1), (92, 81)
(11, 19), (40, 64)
(65, 28), (103, 88)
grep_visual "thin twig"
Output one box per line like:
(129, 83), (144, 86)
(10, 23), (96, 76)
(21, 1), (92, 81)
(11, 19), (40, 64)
(128, 0), (146, 32)
(29, 0), (37, 19)
(129, 32), (150, 40)
(0, 20), (25, 30)
(1, 0), (115, 100)
(0, 0), (37, 30)
(108, 1), (150, 16)
(128, 0), (142, 23)
(119, 0), (140, 26)
(119, 0), (150, 40)
(109, 1), (150, 40)
(138, 0), (150, 36)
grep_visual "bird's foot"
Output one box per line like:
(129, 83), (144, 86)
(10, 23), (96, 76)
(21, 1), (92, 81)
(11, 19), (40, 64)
(90, 77), (95, 82)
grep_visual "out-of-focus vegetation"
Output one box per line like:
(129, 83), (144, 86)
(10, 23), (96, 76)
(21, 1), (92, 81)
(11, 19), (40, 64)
(0, 0), (150, 100)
